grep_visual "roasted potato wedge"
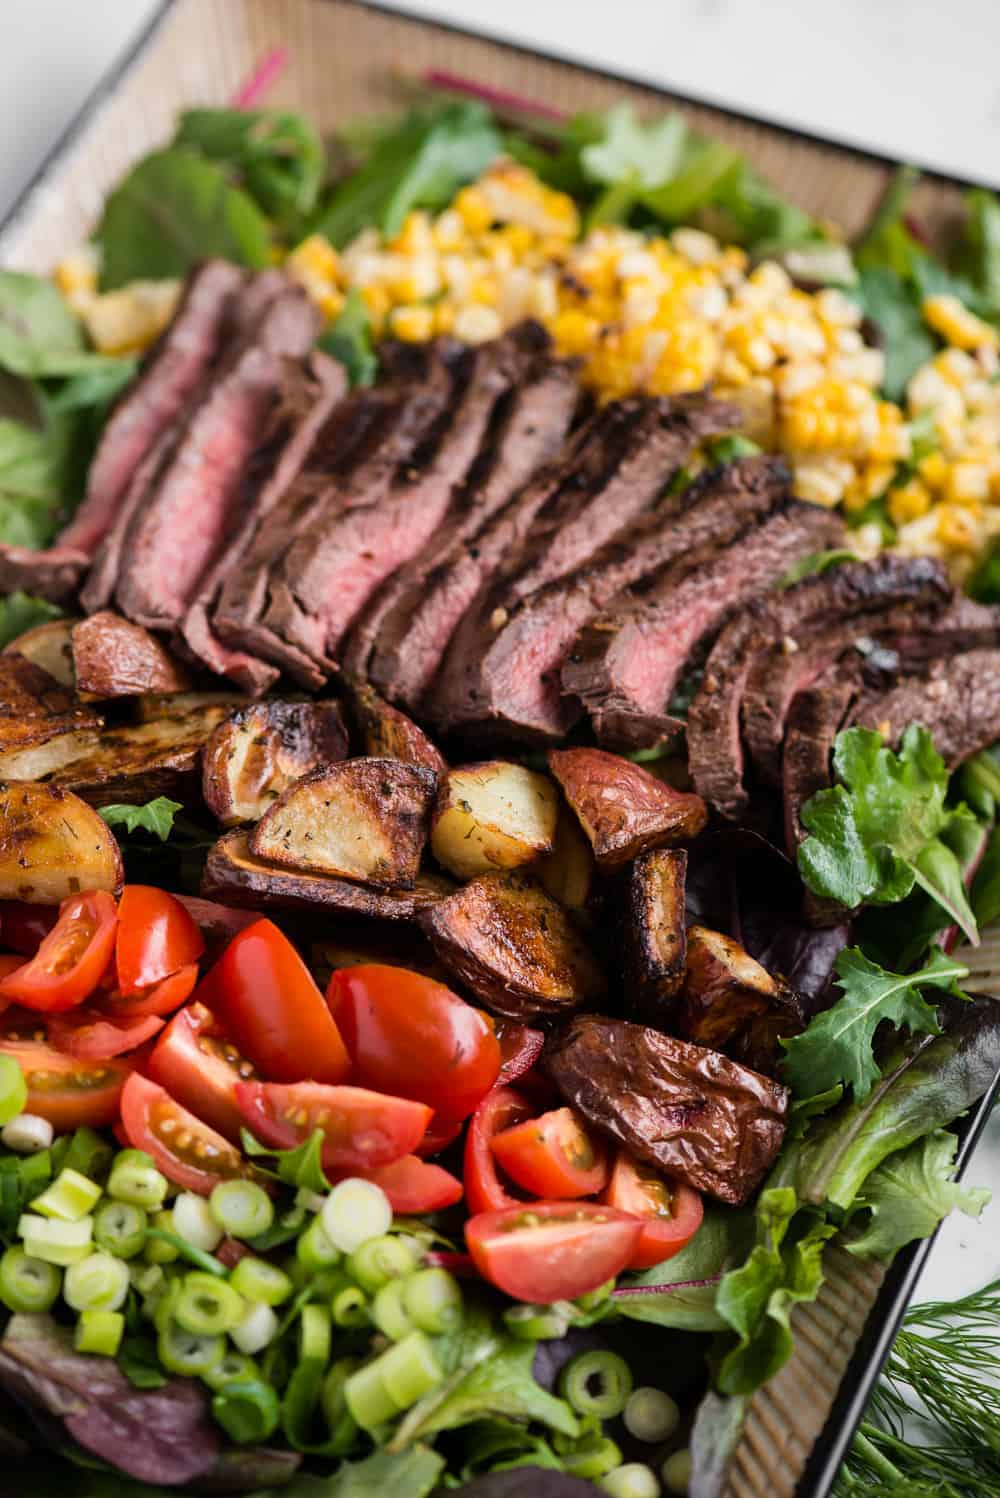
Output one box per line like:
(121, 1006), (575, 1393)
(430, 762), (558, 880)
(250, 758), (437, 888)
(202, 700), (349, 827)
(547, 748), (708, 870)
(419, 871), (607, 1022)
(203, 830), (453, 920)
(624, 848), (688, 1024)
(348, 680), (446, 773)
(135, 691), (251, 723)
(0, 656), (101, 755)
(310, 926), (444, 987)
(536, 807), (596, 910)
(0, 781), (123, 902)
(71, 611), (191, 699)
(3, 619), (76, 686)
(676, 925), (805, 1074)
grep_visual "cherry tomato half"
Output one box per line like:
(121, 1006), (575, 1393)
(0, 1030), (132, 1130)
(465, 1202), (642, 1303)
(207, 920), (350, 1085)
(0, 901), (57, 956)
(494, 1020), (545, 1087)
(148, 1002), (257, 1144)
(601, 1151), (704, 1269)
(416, 1113), (465, 1158)
(48, 1008), (164, 1061)
(120, 1073), (256, 1196)
(338, 1155), (463, 1214)
(491, 1106), (609, 1200)
(0, 891), (117, 1013)
(464, 1086), (535, 1215)
(115, 886), (204, 996)
(235, 1080), (432, 1173)
(328, 964), (500, 1119)
(101, 962), (199, 1020)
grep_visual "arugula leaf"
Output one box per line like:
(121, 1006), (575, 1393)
(705, 160), (821, 255)
(797, 725), (979, 943)
(580, 105), (687, 191)
(98, 798), (181, 842)
(854, 165), (923, 275)
(781, 946), (967, 1101)
(96, 148), (272, 290)
(778, 547), (857, 589)
(240, 1127), (329, 1193)
(0, 592), (63, 648)
(640, 139), (741, 224)
(851, 266), (936, 402)
(845, 1128), (989, 1261)
(318, 288), (377, 387)
(174, 108), (325, 239)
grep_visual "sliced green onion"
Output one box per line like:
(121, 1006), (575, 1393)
(321, 1179), (391, 1254)
(402, 1267), (462, 1335)
(295, 1215), (340, 1272)
(231, 1299), (279, 1355)
(503, 1303), (570, 1340)
(172, 1192), (224, 1253)
(75, 1309), (125, 1358)
(661, 1449), (691, 1496)
(203, 1350), (260, 1392)
(60, 1126), (114, 1183)
(560, 1350), (634, 1419)
(246, 1204), (307, 1253)
(377, 1330), (443, 1408)
(624, 1388), (680, 1444)
(0, 1055), (27, 1126)
(576, 1279), (616, 1311)
(299, 1303), (332, 1364)
(63, 1251), (130, 1312)
(153, 1278), (183, 1333)
(371, 1277), (414, 1342)
(2, 1113), (52, 1153)
(347, 1233), (417, 1292)
(562, 1436), (623, 1481)
(209, 1179), (273, 1239)
(600, 1462), (661, 1498)
(212, 1378), (281, 1444)
(321, 1358), (359, 1444)
(94, 1200), (148, 1260)
(331, 1280), (369, 1328)
(130, 1261), (166, 1300)
(343, 1357), (403, 1431)
(108, 1151), (168, 1210)
(0, 1245), (60, 1312)
(158, 1322), (226, 1378)
(175, 1271), (245, 1335)
(18, 1212), (93, 1266)
(230, 1255), (293, 1307)
(295, 1186), (326, 1214)
(32, 1167), (102, 1222)
(145, 1209), (181, 1264)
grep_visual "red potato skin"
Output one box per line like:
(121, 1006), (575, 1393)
(71, 611), (191, 698)
(547, 748), (708, 868)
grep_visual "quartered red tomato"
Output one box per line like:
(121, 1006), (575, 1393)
(0, 891), (117, 1013)
(416, 1113), (465, 1158)
(340, 1154), (463, 1214)
(120, 1073), (256, 1195)
(493, 1020), (546, 1087)
(491, 1105), (609, 1200)
(234, 1080), (432, 1173)
(148, 1002), (256, 1143)
(464, 1086), (535, 1215)
(601, 1151), (704, 1269)
(115, 886), (204, 996)
(206, 920), (350, 1085)
(48, 1008), (164, 1061)
(101, 962), (199, 1020)
(0, 901), (57, 956)
(328, 964), (500, 1118)
(465, 1202), (642, 1302)
(0, 1016), (132, 1129)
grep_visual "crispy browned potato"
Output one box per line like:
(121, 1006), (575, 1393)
(0, 781), (123, 902)
(348, 680), (446, 772)
(536, 807), (596, 910)
(202, 701), (349, 827)
(676, 925), (804, 1074)
(0, 656), (101, 755)
(250, 758), (438, 888)
(419, 871), (607, 1022)
(547, 748), (708, 870)
(135, 691), (251, 723)
(203, 830), (453, 919)
(625, 848), (687, 1024)
(71, 611), (192, 699)
(431, 762), (558, 880)
(3, 619), (77, 685)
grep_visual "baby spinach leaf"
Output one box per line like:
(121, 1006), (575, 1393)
(96, 148), (271, 290)
(845, 1128), (989, 1261)
(98, 797), (182, 842)
(0, 405), (79, 548)
(0, 592), (63, 649)
(0, 272), (85, 377)
(318, 289), (377, 387)
(175, 108), (326, 239)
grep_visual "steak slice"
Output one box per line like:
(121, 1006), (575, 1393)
(850, 649), (1000, 769)
(179, 352), (347, 691)
(364, 355), (582, 709)
(114, 285), (321, 631)
(429, 395), (732, 739)
(462, 453), (785, 743)
(687, 555), (950, 818)
(782, 661), (863, 856)
(0, 260), (244, 602)
(563, 501), (846, 750)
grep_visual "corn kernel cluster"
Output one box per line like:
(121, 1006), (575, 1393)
(54, 247), (181, 356)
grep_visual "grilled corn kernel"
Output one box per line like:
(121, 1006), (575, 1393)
(453, 305), (502, 344)
(82, 280), (181, 355)
(454, 187), (494, 235)
(944, 461), (990, 505)
(888, 480), (933, 526)
(390, 305), (435, 342)
(923, 294), (998, 351)
(286, 234), (341, 286)
(552, 308), (600, 355)
(917, 451), (949, 489)
(937, 502), (983, 550)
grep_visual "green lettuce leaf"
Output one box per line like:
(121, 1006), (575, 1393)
(401, 1337), (579, 1442)
(845, 1129), (989, 1261)
(98, 798), (181, 842)
(318, 288), (377, 387)
(612, 1203), (752, 1331)
(972, 825), (1000, 930)
(0, 405), (79, 548)
(174, 107), (325, 238)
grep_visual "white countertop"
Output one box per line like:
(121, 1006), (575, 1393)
(0, 0), (998, 1308)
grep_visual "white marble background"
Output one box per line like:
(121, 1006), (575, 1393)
(0, 0), (998, 1303)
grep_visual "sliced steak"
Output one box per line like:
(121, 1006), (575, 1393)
(859, 595), (1000, 680)
(179, 352), (347, 691)
(461, 453), (785, 743)
(782, 660), (864, 855)
(0, 260), (244, 601)
(563, 500), (845, 750)
(850, 649), (1000, 769)
(114, 285), (321, 631)
(687, 554), (950, 817)
(364, 356), (582, 709)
